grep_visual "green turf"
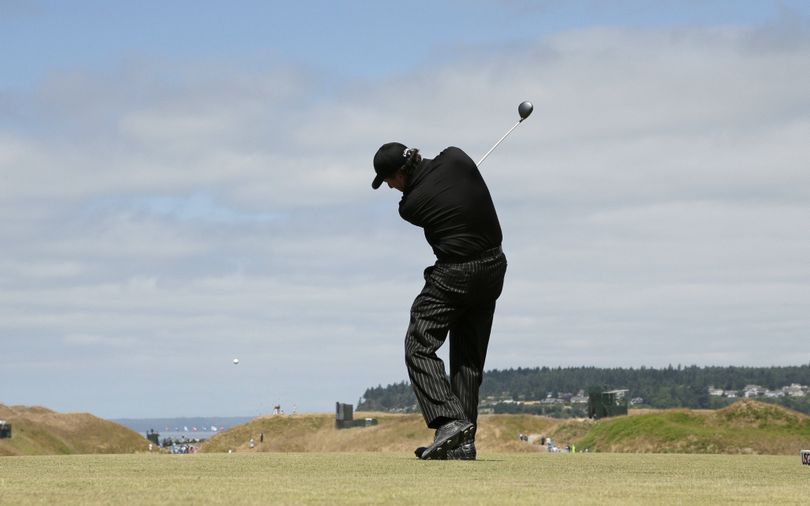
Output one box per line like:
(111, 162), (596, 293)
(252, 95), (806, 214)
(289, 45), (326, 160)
(1, 452), (807, 505)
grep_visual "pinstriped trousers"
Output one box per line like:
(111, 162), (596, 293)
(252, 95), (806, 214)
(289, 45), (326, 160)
(404, 247), (507, 429)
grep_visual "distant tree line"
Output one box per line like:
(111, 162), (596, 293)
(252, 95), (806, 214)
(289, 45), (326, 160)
(357, 381), (418, 412)
(357, 364), (810, 416)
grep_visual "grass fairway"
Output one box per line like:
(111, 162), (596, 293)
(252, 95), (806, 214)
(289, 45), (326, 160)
(0, 452), (806, 505)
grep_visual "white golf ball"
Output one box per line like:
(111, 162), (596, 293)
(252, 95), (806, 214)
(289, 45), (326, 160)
(233, 358), (239, 365)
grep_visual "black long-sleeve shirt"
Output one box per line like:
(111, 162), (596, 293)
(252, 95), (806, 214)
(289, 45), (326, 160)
(398, 146), (502, 262)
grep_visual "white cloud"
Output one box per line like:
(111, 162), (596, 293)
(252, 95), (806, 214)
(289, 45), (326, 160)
(1, 21), (809, 417)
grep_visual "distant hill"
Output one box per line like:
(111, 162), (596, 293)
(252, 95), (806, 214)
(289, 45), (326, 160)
(199, 400), (808, 455)
(358, 364), (810, 415)
(0, 404), (148, 456)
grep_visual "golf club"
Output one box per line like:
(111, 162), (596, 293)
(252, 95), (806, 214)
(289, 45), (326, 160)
(477, 101), (533, 167)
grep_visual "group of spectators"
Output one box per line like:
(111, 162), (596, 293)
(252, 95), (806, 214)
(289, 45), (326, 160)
(516, 433), (579, 453)
(169, 443), (197, 454)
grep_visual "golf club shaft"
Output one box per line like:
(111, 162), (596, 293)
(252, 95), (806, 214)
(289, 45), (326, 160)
(477, 118), (524, 167)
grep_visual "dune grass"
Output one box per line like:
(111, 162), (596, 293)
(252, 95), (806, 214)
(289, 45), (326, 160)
(200, 412), (559, 454)
(0, 405), (148, 457)
(200, 401), (809, 456)
(1, 452), (807, 505)
(575, 402), (810, 454)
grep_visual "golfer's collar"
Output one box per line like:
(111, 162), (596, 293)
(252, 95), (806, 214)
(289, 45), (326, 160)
(405, 160), (429, 190)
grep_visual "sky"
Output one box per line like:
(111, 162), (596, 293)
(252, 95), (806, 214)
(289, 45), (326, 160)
(1, 1), (809, 419)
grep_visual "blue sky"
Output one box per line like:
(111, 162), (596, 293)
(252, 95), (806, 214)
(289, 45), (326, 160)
(3, 1), (806, 88)
(1, 1), (809, 418)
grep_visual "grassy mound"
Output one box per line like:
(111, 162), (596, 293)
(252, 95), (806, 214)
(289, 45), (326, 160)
(202, 401), (809, 455)
(0, 404), (148, 456)
(200, 412), (557, 453)
(573, 400), (810, 454)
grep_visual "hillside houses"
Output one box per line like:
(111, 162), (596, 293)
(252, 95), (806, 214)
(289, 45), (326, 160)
(744, 385), (767, 398)
(707, 383), (807, 399)
(479, 389), (599, 416)
(359, 365), (810, 415)
(570, 392), (589, 404)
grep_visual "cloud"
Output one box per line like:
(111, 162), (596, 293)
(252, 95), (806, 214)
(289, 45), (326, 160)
(64, 333), (138, 348)
(743, 4), (810, 53)
(1, 20), (809, 416)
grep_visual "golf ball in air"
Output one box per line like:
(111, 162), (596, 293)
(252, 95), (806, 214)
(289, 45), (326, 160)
(233, 358), (239, 364)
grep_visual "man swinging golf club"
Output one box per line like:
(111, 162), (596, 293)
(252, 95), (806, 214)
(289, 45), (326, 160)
(371, 142), (508, 460)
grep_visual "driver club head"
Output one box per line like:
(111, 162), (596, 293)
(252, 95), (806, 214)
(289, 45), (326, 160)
(518, 101), (533, 120)
(476, 100), (534, 167)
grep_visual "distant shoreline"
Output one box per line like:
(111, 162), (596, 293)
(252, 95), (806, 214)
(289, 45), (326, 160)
(112, 416), (257, 434)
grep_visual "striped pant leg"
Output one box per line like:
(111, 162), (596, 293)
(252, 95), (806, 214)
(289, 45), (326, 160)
(448, 252), (506, 426)
(404, 276), (467, 428)
(405, 252), (506, 429)
(449, 299), (497, 426)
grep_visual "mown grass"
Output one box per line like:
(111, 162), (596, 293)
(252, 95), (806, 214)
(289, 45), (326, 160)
(0, 452), (806, 505)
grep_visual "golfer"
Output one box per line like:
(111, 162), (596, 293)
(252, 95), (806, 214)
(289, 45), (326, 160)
(372, 142), (507, 460)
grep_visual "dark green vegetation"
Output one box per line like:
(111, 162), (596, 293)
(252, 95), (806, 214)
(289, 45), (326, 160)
(0, 404), (148, 456)
(0, 452), (806, 505)
(358, 364), (810, 416)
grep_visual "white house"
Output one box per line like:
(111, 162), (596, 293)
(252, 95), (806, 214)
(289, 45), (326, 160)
(708, 386), (725, 397)
(743, 385), (766, 398)
(783, 384), (807, 397)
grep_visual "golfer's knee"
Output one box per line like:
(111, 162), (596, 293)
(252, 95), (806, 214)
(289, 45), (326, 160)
(404, 342), (435, 369)
(404, 346), (420, 367)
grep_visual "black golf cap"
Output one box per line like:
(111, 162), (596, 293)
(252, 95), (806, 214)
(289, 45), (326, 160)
(372, 142), (408, 189)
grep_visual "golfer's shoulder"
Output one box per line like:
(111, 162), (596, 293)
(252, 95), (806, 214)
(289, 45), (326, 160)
(436, 146), (471, 162)
(434, 147), (477, 177)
